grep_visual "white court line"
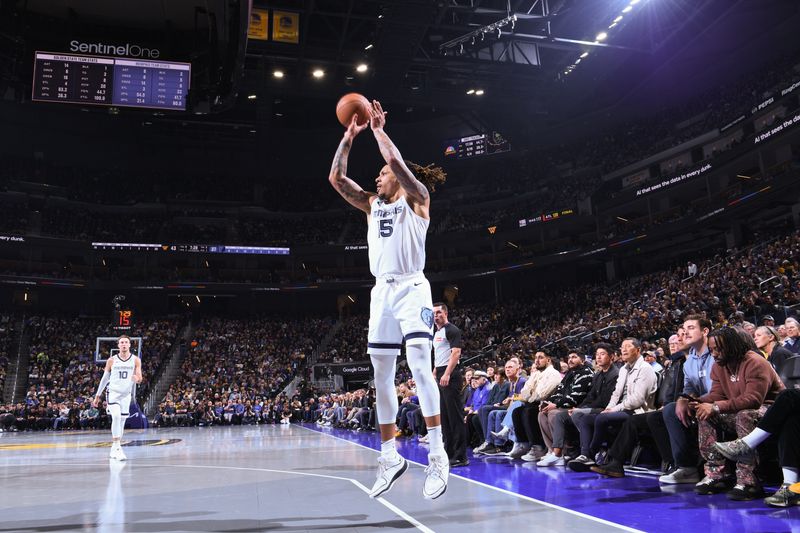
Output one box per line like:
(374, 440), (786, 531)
(301, 425), (645, 533)
(8, 462), (434, 533)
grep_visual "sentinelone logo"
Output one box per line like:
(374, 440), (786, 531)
(69, 40), (160, 58)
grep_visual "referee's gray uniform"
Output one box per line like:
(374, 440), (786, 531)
(434, 322), (466, 464)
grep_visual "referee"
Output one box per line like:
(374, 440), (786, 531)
(432, 302), (468, 467)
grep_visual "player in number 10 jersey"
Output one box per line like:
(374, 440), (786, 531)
(93, 334), (142, 461)
(328, 99), (451, 499)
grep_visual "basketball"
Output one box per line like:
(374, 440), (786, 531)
(336, 92), (371, 127)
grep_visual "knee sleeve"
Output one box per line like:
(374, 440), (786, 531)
(405, 343), (440, 418)
(370, 354), (399, 425)
(108, 403), (126, 439)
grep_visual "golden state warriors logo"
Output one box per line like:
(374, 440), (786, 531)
(420, 307), (434, 328)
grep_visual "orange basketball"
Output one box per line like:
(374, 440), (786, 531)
(336, 93), (371, 127)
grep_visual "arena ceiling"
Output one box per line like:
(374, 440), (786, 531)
(238, 0), (800, 128)
(1, 0), (799, 136)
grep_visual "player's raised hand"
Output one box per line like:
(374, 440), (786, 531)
(369, 100), (387, 131)
(344, 113), (369, 141)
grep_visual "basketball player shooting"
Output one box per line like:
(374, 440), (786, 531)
(93, 334), (142, 461)
(328, 99), (449, 499)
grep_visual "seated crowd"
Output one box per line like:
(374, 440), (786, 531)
(295, 230), (799, 508)
(150, 316), (332, 428)
(316, 316), (368, 363)
(300, 313), (799, 509)
(0, 314), (16, 396)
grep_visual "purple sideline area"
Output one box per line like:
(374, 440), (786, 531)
(304, 424), (799, 533)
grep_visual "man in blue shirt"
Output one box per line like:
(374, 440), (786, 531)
(467, 371), (491, 413)
(660, 314), (714, 484)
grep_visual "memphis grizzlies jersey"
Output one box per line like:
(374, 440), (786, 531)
(368, 195), (429, 277)
(109, 354), (136, 395)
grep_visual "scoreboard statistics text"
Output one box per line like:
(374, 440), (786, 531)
(444, 132), (511, 159)
(32, 52), (191, 111)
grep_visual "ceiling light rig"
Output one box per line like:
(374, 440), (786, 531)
(563, 0), (647, 78)
(439, 14), (517, 54)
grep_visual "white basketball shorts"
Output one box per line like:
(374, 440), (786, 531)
(107, 389), (132, 416)
(368, 272), (434, 357)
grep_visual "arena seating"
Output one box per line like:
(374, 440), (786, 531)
(153, 316), (332, 426)
(0, 314), (16, 397)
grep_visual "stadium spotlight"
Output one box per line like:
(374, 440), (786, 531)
(475, 89), (485, 95)
(596, 32), (608, 41)
(466, 89), (476, 95)
(364, 44), (373, 50)
(247, 94), (257, 100)
(273, 70), (284, 78)
(580, 52), (589, 58)
(614, 16), (623, 23)
(312, 69), (325, 78)
(356, 63), (368, 73)
(622, 6), (632, 13)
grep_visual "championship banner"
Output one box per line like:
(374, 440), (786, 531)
(247, 9), (269, 41)
(272, 11), (299, 44)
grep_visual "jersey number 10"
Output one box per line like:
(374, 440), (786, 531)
(118, 370), (128, 379)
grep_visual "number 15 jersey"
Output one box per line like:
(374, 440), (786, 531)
(109, 354), (136, 395)
(367, 196), (429, 278)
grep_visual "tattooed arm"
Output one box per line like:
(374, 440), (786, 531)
(328, 115), (374, 214)
(369, 100), (430, 207)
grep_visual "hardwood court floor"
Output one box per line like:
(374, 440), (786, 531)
(0, 424), (796, 532)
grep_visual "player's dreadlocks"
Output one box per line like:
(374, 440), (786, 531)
(405, 160), (447, 192)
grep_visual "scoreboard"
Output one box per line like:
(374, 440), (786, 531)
(444, 132), (511, 159)
(32, 51), (191, 111)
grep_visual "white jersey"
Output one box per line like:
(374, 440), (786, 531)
(367, 195), (429, 277)
(109, 354), (136, 395)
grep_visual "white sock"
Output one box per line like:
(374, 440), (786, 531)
(742, 428), (771, 449)
(380, 438), (398, 458)
(427, 426), (445, 455)
(783, 467), (799, 485)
